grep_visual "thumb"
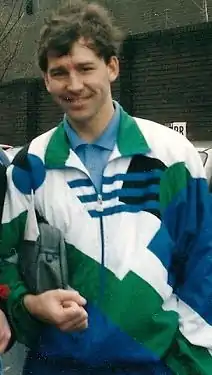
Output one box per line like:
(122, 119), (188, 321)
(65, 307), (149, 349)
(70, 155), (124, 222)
(57, 289), (87, 306)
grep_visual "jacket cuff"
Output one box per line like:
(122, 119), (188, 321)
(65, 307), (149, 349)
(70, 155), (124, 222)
(6, 284), (43, 348)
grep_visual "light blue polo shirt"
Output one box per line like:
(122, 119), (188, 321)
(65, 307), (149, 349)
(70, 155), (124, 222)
(63, 102), (120, 192)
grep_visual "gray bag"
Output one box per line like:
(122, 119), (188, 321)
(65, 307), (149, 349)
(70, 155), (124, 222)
(18, 221), (69, 294)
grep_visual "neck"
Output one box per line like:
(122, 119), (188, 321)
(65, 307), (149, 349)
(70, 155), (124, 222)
(67, 99), (115, 143)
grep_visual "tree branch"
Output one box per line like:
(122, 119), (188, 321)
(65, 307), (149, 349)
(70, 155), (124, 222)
(0, 0), (25, 45)
(0, 38), (22, 82)
(18, 0), (25, 18)
(0, 13), (24, 45)
(191, 0), (203, 11)
(0, 0), (19, 39)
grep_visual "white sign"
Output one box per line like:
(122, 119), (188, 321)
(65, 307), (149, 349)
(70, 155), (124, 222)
(168, 122), (187, 137)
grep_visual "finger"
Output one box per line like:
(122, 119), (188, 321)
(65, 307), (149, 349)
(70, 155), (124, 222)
(0, 311), (11, 335)
(57, 289), (87, 306)
(0, 330), (5, 341)
(58, 317), (88, 332)
(43, 303), (81, 326)
(66, 310), (88, 326)
(0, 331), (11, 353)
(62, 300), (84, 309)
(0, 325), (11, 342)
(62, 300), (75, 308)
(58, 306), (88, 330)
(62, 303), (88, 321)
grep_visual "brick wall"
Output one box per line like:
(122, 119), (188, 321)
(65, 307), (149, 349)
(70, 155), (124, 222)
(0, 81), (28, 145)
(0, 77), (120, 146)
(126, 22), (212, 140)
(1, 22), (212, 145)
(3, 0), (212, 83)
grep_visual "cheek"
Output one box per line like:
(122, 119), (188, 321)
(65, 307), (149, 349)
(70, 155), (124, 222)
(86, 73), (111, 93)
(47, 80), (65, 94)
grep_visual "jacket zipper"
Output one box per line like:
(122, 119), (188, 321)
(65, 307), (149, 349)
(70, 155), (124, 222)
(96, 193), (105, 304)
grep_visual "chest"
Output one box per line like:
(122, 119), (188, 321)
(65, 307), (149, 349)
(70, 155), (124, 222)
(34, 156), (174, 288)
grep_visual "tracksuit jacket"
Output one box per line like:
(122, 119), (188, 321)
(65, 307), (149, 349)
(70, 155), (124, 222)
(1, 106), (212, 374)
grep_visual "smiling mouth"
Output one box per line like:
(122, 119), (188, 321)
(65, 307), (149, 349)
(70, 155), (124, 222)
(62, 96), (90, 103)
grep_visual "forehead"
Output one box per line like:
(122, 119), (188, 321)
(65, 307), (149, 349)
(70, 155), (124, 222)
(47, 40), (102, 69)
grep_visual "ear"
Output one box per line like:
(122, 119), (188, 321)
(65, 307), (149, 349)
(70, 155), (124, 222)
(43, 73), (51, 92)
(107, 56), (119, 83)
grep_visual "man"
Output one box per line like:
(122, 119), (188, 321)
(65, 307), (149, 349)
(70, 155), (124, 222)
(0, 0), (212, 374)
(0, 148), (13, 374)
(0, 303), (12, 375)
(0, 311), (11, 355)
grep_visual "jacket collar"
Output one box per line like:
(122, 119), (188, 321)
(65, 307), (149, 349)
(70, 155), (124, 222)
(44, 106), (150, 169)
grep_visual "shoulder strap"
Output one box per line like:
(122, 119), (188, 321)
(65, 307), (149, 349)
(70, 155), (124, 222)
(0, 148), (10, 227)
(0, 148), (10, 168)
(0, 163), (7, 226)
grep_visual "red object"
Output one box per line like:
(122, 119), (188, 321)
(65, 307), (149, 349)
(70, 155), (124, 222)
(0, 284), (10, 299)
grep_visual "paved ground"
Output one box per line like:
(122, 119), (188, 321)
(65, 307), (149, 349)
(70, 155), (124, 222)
(2, 343), (26, 375)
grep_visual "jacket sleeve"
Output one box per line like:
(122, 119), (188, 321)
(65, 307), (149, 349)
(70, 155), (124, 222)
(0, 161), (43, 348)
(0, 162), (15, 351)
(160, 143), (212, 374)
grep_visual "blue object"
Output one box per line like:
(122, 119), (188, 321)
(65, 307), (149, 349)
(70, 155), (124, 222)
(63, 101), (120, 192)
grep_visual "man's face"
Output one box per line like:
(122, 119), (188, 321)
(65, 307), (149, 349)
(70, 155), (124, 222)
(44, 38), (119, 126)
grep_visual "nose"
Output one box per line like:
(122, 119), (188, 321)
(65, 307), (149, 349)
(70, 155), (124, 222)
(66, 72), (83, 93)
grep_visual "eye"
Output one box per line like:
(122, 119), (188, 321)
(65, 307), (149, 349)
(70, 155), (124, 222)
(53, 71), (63, 76)
(50, 70), (67, 77)
(81, 66), (94, 73)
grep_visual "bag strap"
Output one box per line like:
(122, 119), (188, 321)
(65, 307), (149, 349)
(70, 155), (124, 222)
(0, 148), (10, 232)
(0, 148), (10, 168)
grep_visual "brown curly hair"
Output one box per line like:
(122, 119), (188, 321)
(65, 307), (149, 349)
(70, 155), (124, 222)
(38, 0), (124, 72)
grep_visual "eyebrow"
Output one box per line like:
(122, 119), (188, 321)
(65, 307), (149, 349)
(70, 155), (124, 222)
(49, 61), (95, 71)
(77, 62), (95, 67)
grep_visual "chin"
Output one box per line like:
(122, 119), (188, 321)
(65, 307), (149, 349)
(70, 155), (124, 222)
(67, 112), (92, 124)
(68, 116), (90, 125)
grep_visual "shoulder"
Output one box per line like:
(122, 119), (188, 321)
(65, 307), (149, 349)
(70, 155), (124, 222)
(134, 117), (192, 156)
(12, 127), (58, 169)
(29, 126), (58, 160)
(134, 117), (204, 178)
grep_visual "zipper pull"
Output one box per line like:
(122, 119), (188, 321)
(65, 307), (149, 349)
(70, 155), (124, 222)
(96, 194), (104, 212)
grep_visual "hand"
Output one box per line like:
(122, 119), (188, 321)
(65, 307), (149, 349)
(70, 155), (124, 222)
(0, 310), (11, 353)
(24, 289), (88, 332)
(59, 300), (88, 332)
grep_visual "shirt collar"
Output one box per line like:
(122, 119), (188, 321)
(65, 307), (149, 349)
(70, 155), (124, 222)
(44, 105), (150, 169)
(63, 101), (120, 151)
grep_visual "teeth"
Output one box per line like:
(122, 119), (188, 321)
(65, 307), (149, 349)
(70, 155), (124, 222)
(64, 97), (85, 103)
